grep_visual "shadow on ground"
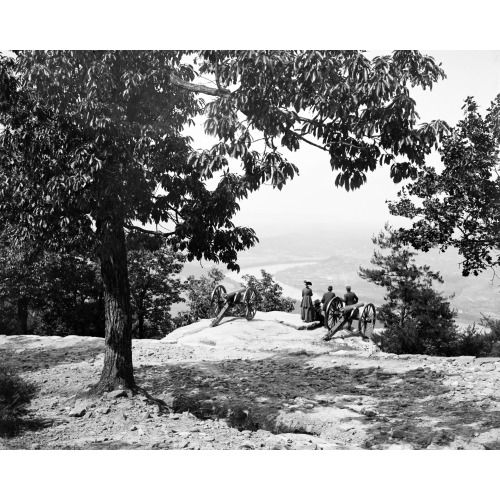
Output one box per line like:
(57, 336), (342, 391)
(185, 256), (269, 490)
(135, 354), (500, 449)
(0, 342), (104, 372)
(0, 415), (55, 438)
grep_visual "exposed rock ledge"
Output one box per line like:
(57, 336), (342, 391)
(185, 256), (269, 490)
(162, 311), (381, 354)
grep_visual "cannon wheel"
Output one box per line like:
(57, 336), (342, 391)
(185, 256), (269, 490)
(359, 303), (376, 338)
(325, 297), (343, 331)
(243, 286), (257, 320)
(210, 285), (227, 317)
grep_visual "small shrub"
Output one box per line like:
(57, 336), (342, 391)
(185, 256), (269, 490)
(182, 267), (226, 323)
(454, 316), (500, 357)
(241, 270), (296, 313)
(0, 300), (19, 335)
(381, 318), (459, 357)
(383, 315), (500, 358)
(0, 366), (38, 436)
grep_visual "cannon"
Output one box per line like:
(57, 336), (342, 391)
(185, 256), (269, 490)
(210, 285), (258, 327)
(322, 297), (376, 341)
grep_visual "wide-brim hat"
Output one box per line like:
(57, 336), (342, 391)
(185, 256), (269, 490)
(304, 280), (312, 286)
(313, 299), (320, 305)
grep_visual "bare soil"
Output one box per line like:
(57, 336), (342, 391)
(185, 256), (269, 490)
(1, 312), (500, 450)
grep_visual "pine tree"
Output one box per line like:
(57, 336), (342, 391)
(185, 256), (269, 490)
(359, 224), (457, 355)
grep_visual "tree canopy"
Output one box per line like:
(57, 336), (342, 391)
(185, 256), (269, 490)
(0, 50), (449, 391)
(389, 96), (500, 277)
(0, 51), (258, 267)
(0, 51), (448, 261)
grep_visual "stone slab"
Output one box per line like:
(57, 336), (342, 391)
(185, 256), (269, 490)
(474, 357), (500, 365)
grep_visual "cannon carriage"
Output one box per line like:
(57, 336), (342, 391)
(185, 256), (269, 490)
(210, 285), (258, 327)
(322, 298), (376, 341)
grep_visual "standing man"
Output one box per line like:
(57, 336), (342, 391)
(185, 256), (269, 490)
(343, 285), (359, 330)
(321, 286), (336, 312)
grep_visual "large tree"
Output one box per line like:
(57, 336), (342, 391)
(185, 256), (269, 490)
(389, 96), (500, 277)
(0, 50), (448, 391)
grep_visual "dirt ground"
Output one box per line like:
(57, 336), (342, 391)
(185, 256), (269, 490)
(1, 311), (500, 450)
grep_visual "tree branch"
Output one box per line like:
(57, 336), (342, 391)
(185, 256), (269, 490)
(298, 135), (329, 151)
(170, 74), (230, 97)
(214, 57), (227, 94)
(124, 224), (174, 237)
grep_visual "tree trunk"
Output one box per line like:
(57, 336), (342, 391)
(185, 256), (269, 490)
(400, 305), (406, 328)
(137, 312), (145, 339)
(17, 296), (28, 335)
(97, 288), (105, 337)
(72, 290), (79, 335)
(80, 291), (86, 336)
(95, 216), (135, 391)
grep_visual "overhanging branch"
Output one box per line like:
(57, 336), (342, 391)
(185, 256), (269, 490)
(298, 135), (328, 151)
(125, 224), (174, 237)
(170, 74), (230, 97)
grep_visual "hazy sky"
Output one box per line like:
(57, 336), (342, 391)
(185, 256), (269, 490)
(193, 50), (500, 238)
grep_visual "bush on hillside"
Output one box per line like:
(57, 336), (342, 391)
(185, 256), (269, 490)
(0, 367), (38, 436)
(179, 267), (226, 325)
(372, 286), (460, 357)
(241, 270), (295, 313)
(381, 315), (500, 358)
(380, 318), (459, 357)
(453, 316), (500, 357)
(175, 267), (296, 331)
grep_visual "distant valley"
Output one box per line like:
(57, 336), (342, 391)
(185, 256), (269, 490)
(179, 227), (499, 328)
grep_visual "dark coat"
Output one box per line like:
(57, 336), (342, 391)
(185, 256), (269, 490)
(300, 286), (314, 322)
(321, 291), (336, 310)
(301, 287), (313, 307)
(343, 291), (358, 306)
(314, 303), (324, 323)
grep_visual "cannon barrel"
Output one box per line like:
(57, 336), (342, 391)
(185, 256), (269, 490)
(223, 287), (247, 301)
(211, 285), (257, 327)
(341, 302), (364, 313)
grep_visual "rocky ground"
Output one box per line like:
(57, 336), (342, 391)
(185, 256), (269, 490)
(1, 311), (500, 450)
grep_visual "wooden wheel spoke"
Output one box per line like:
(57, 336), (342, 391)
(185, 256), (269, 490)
(210, 284), (227, 318)
(359, 303), (376, 338)
(326, 297), (343, 330)
(243, 286), (257, 320)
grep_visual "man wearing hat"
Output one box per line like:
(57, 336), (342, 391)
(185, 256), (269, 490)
(342, 285), (359, 330)
(321, 286), (336, 312)
(300, 280), (314, 322)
